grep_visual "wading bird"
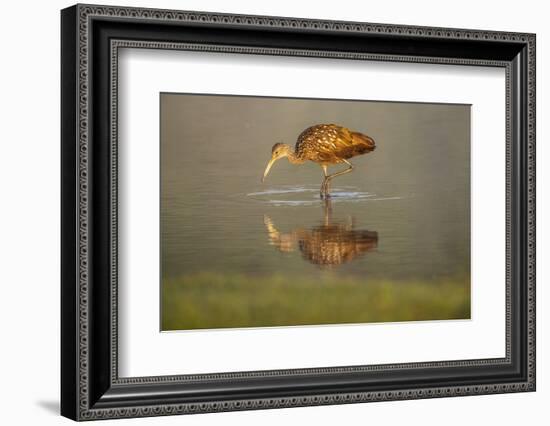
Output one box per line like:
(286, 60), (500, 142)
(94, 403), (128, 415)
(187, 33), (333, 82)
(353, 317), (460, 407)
(262, 124), (376, 198)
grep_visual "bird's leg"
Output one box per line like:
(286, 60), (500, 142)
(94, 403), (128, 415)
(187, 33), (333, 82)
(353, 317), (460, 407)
(320, 165), (329, 199)
(324, 160), (354, 197)
(324, 179), (331, 198)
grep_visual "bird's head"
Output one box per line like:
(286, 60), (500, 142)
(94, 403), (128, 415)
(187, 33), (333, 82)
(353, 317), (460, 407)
(262, 143), (291, 182)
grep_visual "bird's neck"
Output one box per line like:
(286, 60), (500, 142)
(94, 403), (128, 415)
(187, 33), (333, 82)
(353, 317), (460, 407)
(287, 150), (306, 165)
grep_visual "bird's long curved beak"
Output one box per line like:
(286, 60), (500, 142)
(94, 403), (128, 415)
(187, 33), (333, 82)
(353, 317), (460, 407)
(262, 157), (277, 182)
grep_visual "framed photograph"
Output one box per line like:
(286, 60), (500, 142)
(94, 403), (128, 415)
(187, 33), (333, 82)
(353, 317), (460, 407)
(61, 4), (536, 421)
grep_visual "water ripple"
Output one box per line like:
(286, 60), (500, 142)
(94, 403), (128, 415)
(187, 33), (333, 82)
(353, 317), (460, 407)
(246, 187), (319, 196)
(247, 185), (405, 206)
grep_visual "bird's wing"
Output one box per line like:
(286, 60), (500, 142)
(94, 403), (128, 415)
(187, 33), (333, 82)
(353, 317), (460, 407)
(299, 124), (376, 162)
(296, 124), (353, 162)
(330, 126), (375, 160)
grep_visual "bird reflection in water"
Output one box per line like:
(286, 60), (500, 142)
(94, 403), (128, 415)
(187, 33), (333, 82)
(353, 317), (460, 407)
(263, 200), (378, 267)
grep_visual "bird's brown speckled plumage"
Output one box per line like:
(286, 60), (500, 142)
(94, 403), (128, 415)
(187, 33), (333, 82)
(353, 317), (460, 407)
(262, 123), (376, 198)
(295, 124), (375, 164)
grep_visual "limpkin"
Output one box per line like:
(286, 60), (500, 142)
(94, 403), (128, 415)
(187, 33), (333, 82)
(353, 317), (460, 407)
(263, 200), (378, 267)
(262, 123), (376, 198)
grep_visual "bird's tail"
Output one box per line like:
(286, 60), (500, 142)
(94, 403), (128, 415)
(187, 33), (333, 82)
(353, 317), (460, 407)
(351, 132), (376, 152)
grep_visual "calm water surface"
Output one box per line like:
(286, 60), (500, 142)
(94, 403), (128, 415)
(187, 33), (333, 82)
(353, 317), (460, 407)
(160, 94), (470, 329)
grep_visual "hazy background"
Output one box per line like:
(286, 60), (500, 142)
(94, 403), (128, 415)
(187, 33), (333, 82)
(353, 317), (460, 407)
(160, 93), (470, 330)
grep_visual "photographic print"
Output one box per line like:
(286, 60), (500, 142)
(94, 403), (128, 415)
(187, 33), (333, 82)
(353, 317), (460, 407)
(160, 93), (471, 331)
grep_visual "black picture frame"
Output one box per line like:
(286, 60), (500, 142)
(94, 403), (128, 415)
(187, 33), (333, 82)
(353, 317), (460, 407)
(61, 4), (536, 421)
